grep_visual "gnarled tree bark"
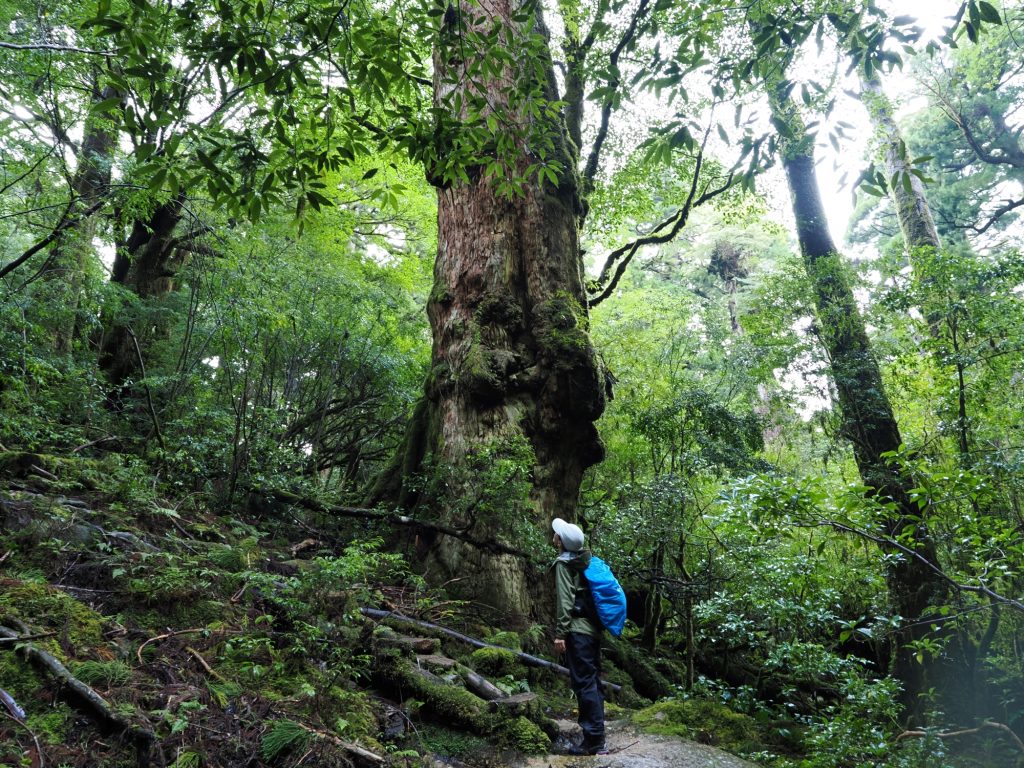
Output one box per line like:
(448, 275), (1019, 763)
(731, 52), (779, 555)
(369, 0), (606, 619)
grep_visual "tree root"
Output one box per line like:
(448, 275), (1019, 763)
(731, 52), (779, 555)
(0, 625), (156, 767)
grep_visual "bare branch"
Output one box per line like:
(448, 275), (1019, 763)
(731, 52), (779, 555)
(588, 123), (737, 308)
(582, 0), (653, 197)
(0, 41), (115, 56)
(964, 196), (1024, 234)
(0, 198), (104, 281)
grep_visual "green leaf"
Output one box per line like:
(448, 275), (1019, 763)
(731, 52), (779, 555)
(977, 1), (1001, 24)
(149, 167), (167, 191)
(90, 96), (122, 115)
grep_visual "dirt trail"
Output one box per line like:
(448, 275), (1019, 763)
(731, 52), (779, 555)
(517, 718), (757, 768)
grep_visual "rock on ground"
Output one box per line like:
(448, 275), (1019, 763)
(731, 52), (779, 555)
(517, 718), (758, 768)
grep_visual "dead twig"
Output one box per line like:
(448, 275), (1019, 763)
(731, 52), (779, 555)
(295, 722), (385, 766)
(184, 646), (225, 682)
(896, 720), (1024, 753)
(137, 628), (207, 665)
(2, 710), (44, 768)
(0, 631), (56, 643)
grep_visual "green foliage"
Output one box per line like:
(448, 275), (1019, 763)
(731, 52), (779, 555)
(260, 719), (310, 760)
(469, 647), (520, 677)
(168, 753), (202, 768)
(417, 725), (491, 760)
(70, 660), (131, 688)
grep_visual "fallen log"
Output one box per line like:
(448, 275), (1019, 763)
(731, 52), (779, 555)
(460, 667), (506, 701)
(359, 608), (621, 693)
(0, 625), (155, 767)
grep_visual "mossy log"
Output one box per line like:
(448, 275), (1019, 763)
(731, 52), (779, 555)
(460, 666), (505, 701)
(374, 649), (493, 731)
(373, 645), (555, 753)
(361, 608), (621, 693)
(0, 625), (155, 767)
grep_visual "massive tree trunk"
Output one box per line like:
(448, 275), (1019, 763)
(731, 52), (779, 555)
(370, 0), (605, 618)
(769, 88), (952, 719)
(39, 80), (120, 352)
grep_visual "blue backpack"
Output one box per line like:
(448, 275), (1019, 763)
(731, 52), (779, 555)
(583, 556), (627, 636)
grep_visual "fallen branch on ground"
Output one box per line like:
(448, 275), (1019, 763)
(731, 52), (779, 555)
(296, 722), (385, 766)
(0, 625), (155, 767)
(359, 608), (621, 693)
(896, 720), (1024, 753)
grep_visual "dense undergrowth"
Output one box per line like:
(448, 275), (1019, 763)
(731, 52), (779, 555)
(1, 442), (1020, 768)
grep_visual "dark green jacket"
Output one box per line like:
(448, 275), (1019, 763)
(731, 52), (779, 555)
(552, 550), (598, 638)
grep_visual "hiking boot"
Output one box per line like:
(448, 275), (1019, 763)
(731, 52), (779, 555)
(567, 742), (608, 756)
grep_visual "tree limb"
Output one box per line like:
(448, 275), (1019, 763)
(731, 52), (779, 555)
(964, 196), (1024, 234)
(264, 489), (535, 560)
(0, 198), (105, 281)
(588, 144), (736, 306)
(582, 0), (652, 197)
(0, 41), (115, 56)
(813, 519), (1024, 614)
(896, 720), (1024, 753)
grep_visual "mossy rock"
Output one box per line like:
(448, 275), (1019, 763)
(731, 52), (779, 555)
(496, 715), (550, 754)
(0, 451), (58, 478)
(0, 579), (105, 655)
(604, 635), (675, 700)
(632, 699), (768, 754)
(470, 646), (520, 677)
(487, 631), (522, 650)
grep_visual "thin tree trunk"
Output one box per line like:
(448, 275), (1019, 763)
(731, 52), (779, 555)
(369, 0), (605, 619)
(769, 86), (952, 719)
(39, 80), (121, 352)
(861, 75), (942, 252)
(860, 74), (944, 336)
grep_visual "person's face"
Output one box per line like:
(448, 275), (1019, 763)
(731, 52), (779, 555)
(552, 532), (562, 550)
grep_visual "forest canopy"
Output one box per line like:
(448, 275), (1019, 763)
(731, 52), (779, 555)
(0, 0), (1022, 765)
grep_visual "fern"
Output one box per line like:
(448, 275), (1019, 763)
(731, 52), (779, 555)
(261, 720), (309, 760)
(71, 660), (132, 688)
(169, 752), (201, 768)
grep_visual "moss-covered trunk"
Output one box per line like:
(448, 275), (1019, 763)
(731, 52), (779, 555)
(39, 81), (120, 353)
(770, 89), (953, 719)
(371, 0), (605, 618)
(98, 196), (185, 404)
(861, 74), (945, 338)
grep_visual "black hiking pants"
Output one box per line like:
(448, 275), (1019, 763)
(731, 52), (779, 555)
(566, 631), (604, 746)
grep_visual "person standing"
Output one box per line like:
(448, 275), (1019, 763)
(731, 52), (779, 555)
(551, 517), (607, 756)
